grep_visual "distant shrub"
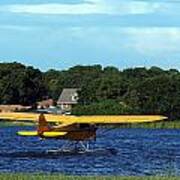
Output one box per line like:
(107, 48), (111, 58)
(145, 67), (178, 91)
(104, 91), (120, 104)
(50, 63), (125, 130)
(72, 100), (134, 115)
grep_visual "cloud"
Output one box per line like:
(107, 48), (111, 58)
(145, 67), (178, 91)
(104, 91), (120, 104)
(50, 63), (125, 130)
(0, 24), (180, 70)
(134, 0), (180, 3)
(0, 25), (35, 31)
(123, 28), (180, 55)
(67, 26), (180, 57)
(0, 0), (162, 15)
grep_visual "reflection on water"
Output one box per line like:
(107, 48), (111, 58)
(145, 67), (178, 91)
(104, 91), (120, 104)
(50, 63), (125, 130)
(0, 126), (180, 176)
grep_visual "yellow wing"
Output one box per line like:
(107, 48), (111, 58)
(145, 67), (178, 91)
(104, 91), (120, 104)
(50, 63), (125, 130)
(0, 112), (39, 121)
(0, 112), (167, 125)
(0, 112), (74, 123)
(70, 115), (167, 124)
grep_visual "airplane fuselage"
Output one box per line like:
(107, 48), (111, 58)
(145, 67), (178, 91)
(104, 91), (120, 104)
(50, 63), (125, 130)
(40, 123), (97, 141)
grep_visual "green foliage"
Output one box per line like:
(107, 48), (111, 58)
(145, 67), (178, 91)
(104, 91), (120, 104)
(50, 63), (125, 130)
(72, 100), (133, 115)
(1, 62), (180, 120)
(0, 62), (47, 105)
(78, 68), (128, 104)
(44, 65), (102, 100)
(124, 75), (180, 119)
(44, 69), (65, 99)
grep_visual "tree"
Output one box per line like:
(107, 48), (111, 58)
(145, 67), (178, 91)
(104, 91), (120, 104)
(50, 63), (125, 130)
(0, 62), (47, 105)
(124, 75), (180, 119)
(72, 100), (133, 115)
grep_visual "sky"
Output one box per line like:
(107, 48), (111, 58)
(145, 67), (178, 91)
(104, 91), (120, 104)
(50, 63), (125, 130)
(0, 0), (180, 71)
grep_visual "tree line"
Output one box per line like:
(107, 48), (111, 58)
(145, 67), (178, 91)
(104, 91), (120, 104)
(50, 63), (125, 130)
(0, 62), (179, 119)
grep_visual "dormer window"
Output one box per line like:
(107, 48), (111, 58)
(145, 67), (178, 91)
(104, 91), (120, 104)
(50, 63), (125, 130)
(72, 93), (78, 101)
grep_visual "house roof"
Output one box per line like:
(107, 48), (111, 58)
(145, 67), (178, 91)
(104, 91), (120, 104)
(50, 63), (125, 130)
(37, 99), (54, 107)
(57, 88), (79, 104)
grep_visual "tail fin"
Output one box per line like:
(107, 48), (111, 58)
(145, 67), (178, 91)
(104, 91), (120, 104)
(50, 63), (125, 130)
(37, 114), (51, 135)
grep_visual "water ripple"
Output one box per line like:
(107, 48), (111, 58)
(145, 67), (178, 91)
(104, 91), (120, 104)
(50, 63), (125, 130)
(0, 126), (179, 175)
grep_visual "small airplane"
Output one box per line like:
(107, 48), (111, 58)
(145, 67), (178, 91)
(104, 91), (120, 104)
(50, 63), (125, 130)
(0, 112), (167, 153)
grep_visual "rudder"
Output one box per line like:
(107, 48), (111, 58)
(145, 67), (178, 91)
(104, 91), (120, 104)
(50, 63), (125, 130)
(37, 113), (51, 135)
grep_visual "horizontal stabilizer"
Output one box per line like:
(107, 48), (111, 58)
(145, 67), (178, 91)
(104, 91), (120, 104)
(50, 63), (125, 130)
(17, 131), (67, 137)
(42, 132), (67, 137)
(17, 131), (38, 136)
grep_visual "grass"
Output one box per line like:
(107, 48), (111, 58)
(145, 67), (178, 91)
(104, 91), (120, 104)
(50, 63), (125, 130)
(0, 121), (33, 127)
(119, 120), (180, 129)
(0, 175), (180, 180)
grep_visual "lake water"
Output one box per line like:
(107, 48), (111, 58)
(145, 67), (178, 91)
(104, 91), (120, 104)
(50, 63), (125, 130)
(0, 126), (180, 176)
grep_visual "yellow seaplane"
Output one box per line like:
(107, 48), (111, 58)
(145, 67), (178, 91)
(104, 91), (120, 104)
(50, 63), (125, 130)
(0, 112), (167, 153)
